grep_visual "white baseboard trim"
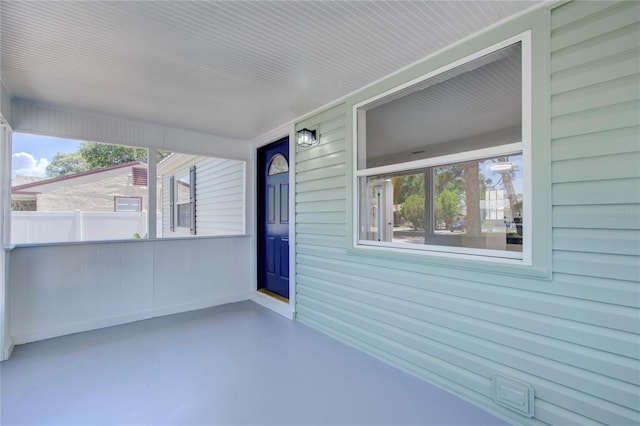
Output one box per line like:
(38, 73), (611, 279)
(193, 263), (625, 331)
(251, 291), (294, 319)
(12, 292), (253, 345)
(2, 336), (14, 361)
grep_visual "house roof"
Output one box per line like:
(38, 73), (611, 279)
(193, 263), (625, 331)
(0, 1), (543, 141)
(11, 161), (145, 194)
(157, 152), (202, 176)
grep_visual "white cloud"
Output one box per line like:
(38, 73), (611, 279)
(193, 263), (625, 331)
(12, 152), (50, 178)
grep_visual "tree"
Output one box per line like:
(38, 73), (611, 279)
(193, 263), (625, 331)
(400, 194), (425, 230)
(463, 161), (482, 236)
(434, 165), (464, 195)
(46, 152), (88, 177)
(79, 142), (148, 169)
(45, 142), (170, 177)
(394, 173), (425, 205)
(435, 189), (460, 228)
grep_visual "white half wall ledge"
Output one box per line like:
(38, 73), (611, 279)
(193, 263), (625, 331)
(251, 291), (294, 320)
(11, 292), (252, 346)
(2, 337), (15, 361)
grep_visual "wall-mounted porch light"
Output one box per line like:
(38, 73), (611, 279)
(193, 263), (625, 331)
(296, 128), (318, 148)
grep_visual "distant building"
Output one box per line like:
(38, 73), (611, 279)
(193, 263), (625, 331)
(11, 162), (149, 212)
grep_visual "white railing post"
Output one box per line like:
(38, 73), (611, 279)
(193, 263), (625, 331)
(74, 210), (83, 241)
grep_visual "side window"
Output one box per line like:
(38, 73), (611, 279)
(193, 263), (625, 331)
(170, 166), (197, 235)
(158, 152), (245, 238)
(355, 35), (530, 262)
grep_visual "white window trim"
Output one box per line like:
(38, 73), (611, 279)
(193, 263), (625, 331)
(352, 31), (532, 265)
(355, 143), (523, 178)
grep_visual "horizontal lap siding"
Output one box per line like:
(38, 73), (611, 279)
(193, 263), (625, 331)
(547, 3), (640, 422)
(195, 158), (245, 235)
(296, 109), (347, 243)
(550, 0), (640, 292)
(295, 3), (639, 425)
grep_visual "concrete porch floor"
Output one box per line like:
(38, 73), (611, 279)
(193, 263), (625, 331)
(1, 301), (508, 425)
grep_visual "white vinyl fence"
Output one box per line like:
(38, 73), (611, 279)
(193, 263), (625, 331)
(11, 211), (160, 244)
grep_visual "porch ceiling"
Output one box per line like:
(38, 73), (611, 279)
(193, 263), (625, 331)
(0, 1), (542, 141)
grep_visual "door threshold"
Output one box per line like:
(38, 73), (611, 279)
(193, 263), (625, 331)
(252, 289), (293, 319)
(257, 288), (289, 303)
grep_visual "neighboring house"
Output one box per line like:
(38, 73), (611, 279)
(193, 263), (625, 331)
(11, 162), (149, 212)
(157, 153), (245, 237)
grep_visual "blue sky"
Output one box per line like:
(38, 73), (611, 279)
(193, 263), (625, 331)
(11, 133), (82, 179)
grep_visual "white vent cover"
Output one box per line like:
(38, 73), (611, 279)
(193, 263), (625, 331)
(492, 374), (535, 418)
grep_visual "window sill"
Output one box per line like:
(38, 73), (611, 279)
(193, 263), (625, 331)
(347, 244), (551, 281)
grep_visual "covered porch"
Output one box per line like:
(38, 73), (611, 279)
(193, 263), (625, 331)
(1, 1), (638, 426)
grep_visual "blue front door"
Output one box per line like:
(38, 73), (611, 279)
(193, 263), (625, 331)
(258, 138), (289, 298)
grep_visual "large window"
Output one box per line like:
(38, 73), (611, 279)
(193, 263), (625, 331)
(10, 134), (151, 244)
(10, 134), (247, 244)
(355, 34), (530, 261)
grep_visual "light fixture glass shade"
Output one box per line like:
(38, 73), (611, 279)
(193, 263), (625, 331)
(297, 128), (317, 147)
(489, 161), (513, 171)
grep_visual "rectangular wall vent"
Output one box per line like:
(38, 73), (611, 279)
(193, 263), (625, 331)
(492, 374), (535, 418)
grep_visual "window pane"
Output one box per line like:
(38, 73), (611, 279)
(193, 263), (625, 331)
(268, 154), (288, 175)
(115, 197), (142, 212)
(359, 172), (425, 243)
(157, 151), (245, 238)
(355, 37), (527, 261)
(177, 203), (191, 228)
(435, 154), (524, 252)
(359, 154), (523, 255)
(358, 42), (521, 169)
(11, 133), (149, 243)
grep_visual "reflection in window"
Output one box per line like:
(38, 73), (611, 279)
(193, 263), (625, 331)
(359, 42), (522, 169)
(359, 154), (523, 255)
(115, 197), (142, 212)
(268, 154), (288, 175)
(356, 37), (528, 260)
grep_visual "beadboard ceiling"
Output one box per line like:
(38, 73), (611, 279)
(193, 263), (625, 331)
(0, 1), (541, 141)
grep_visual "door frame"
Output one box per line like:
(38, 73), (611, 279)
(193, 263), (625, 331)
(251, 125), (296, 319)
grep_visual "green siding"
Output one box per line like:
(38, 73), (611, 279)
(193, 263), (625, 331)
(294, 2), (639, 425)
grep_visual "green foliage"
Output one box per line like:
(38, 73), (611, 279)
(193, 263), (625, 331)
(45, 142), (170, 177)
(79, 142), (148, 169)
(396, 174), (425, 205)
(435, 189), (460, 227)
(400, 194), (425, 230)
(434, 165), (464, 194)
(46, 152), (88, 177)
